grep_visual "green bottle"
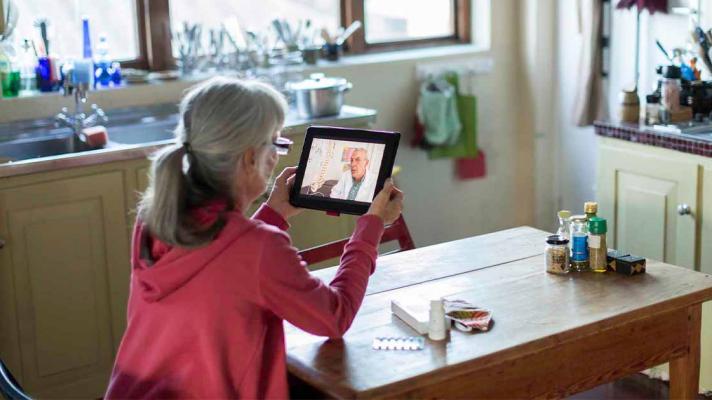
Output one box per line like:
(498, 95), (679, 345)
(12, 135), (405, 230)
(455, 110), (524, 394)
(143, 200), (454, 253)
(0, 47), (19, 98)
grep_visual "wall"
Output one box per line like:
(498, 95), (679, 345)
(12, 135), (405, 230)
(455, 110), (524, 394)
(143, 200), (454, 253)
(556, 0), (598, 217)
(0, 0), (533, 247)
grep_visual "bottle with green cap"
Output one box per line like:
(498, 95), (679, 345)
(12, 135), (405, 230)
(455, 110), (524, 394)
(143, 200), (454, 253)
(588, 217), (607, 272)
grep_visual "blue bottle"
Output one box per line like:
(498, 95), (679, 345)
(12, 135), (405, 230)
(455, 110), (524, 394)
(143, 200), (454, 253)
(570, 216), (589, 272)
(94, 35), (113, 87)
(82, 17), (92, 59)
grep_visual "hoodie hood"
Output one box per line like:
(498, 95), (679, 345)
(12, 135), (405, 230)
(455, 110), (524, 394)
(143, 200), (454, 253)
(131, 211), (256, 303)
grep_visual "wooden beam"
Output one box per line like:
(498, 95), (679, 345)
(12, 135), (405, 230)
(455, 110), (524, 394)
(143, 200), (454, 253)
(143, 0), (174, 71)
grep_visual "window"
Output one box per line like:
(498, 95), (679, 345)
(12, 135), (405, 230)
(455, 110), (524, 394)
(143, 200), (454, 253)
(364, 0), (456, 44)
(9, 0), (470, 73)
(12, 0), (140, 61)
(342, 0), (470, 53)
(169, 0), (340, 36)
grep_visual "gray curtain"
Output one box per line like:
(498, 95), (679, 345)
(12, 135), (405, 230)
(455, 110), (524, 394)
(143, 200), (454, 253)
(573, 0), (608, 126)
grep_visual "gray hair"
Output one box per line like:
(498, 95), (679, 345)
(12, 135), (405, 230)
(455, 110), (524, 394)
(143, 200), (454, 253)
(353, 148), (369, 161)
(138, 77), (287, 248)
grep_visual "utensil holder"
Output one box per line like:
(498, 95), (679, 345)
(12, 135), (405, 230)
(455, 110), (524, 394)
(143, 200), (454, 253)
(323, 43), (342, 62)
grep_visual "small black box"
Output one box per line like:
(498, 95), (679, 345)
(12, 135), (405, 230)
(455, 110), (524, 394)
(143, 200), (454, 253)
(607, 250), (629, 272)
(610, 253), (646, 275)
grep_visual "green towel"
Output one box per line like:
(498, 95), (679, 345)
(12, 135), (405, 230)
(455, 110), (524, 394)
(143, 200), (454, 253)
(418, 77), (461, 146)
(428, 73), (478, 159)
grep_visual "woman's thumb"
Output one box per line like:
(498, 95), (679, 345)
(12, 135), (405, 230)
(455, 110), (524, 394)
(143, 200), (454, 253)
(376, 179), (394, 199)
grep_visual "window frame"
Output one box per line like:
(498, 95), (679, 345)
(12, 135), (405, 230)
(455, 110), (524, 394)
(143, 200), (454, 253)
(340, 0), (471, 54)
(130, 0), (471, 71)
(122, 0), (175, 71)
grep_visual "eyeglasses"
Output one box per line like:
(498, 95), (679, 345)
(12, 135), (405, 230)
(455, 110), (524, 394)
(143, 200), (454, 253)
(271, 136), (293, 156)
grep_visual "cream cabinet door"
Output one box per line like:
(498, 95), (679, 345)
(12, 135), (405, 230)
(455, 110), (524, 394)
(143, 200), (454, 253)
(0, 172), (130, 398)
(597, 144), (699, 269)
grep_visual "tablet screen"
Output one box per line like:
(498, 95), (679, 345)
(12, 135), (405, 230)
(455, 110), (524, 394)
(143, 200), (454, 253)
(290, 126), (400, 215)
(300, 138), (386, 203)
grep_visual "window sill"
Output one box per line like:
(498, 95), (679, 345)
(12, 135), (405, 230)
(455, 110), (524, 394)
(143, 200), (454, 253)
(0, 43), (491, 123)
(303, 43), (490, 71)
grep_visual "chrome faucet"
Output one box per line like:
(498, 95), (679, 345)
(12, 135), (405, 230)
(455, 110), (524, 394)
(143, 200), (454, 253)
(55, 66), (108, 150)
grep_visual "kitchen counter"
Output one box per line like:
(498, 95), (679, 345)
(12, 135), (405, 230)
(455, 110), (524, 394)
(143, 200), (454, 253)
(0, 105), (376, 178)
(594, 120), (712, 158)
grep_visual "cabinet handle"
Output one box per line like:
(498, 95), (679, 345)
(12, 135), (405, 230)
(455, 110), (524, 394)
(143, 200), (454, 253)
(677, 204), (692, 216)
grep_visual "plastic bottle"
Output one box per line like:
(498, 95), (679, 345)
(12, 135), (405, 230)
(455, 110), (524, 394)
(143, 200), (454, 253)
(94, 34), (114, 87)
(0, 45), (19, 98)
(82, 17), (93, 59)
(428, 299), (447, 341)
(19, 39), (37, 95)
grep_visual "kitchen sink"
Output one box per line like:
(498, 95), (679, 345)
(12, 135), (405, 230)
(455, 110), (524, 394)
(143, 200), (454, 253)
(0, 104), (179, 162)
(0, 131), (90, 161)
(107, 116), (177, 144)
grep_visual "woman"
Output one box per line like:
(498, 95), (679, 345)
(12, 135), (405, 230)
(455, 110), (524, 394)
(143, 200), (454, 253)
(105, 77), (403, 399)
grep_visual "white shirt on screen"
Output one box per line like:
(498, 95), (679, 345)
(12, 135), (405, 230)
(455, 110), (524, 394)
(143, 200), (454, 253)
(330, 169), (377, 202)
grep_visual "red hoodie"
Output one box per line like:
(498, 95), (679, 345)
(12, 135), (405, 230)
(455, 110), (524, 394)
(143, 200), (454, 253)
(105, 203), (384, 399)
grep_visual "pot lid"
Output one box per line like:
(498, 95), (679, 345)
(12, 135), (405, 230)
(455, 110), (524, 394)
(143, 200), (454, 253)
(289, 73), (349, 90)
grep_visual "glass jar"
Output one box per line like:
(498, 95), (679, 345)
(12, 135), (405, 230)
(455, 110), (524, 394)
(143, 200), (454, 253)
(556, 210), (571, 240)
(570, 216), (589, 272)
(546, 235), (570, 274)
(660, 66), (681, 115)
(661, 77), (681, 112)
(646, 94), (660, 125)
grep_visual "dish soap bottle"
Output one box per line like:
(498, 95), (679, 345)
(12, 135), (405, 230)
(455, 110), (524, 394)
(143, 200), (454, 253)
(94, 34), (121, 87)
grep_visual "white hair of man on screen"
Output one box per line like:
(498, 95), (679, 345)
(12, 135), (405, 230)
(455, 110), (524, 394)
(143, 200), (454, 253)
(330, 148), (376, 202)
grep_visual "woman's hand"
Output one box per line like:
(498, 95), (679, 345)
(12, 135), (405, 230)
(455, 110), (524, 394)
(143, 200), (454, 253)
(366, 179), (404, 225)
(267, 167), (304, 220)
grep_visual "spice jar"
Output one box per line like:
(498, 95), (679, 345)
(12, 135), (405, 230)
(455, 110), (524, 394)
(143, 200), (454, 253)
(546, 235), (570, 274)
(646, 94), (660, 125)
(618, 88), (640, 123)
(588, 217), (608, 273)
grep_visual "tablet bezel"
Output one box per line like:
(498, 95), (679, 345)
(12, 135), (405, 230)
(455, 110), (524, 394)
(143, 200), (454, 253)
(289, 125), (400, 215)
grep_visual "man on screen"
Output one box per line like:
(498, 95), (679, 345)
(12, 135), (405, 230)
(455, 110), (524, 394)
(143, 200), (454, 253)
(330, 148), (377, 202)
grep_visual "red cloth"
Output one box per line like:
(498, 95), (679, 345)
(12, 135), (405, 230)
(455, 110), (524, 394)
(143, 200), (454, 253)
(616, 0), (667, 14)
(105, 203), (384, 399)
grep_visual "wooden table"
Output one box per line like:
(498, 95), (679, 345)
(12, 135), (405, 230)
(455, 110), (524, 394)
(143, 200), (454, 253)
(285, 227), (712, 399)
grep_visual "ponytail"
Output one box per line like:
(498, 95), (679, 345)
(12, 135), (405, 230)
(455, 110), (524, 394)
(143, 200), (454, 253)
(139, 144), (224, 248)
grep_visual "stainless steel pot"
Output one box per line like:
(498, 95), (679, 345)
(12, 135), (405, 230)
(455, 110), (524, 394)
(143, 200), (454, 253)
(287, 73), (352, 118)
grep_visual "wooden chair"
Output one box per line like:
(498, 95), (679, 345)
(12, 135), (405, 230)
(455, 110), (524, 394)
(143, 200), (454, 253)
(0, 359), (31, 400)
(299, 215), (415, 266)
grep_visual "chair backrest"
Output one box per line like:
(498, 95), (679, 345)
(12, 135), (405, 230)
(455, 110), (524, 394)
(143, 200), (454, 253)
(0, 359), (31, 400)
(299, 214), (415, 266)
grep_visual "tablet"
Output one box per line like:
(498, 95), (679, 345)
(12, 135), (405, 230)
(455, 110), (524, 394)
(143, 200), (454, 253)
(289, 126), (400, 215)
